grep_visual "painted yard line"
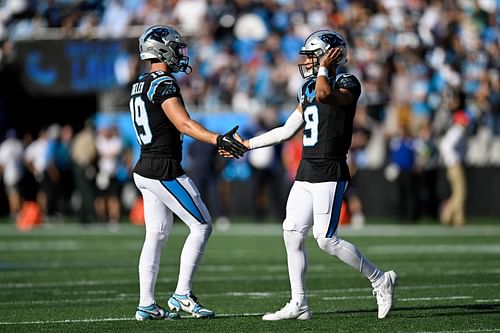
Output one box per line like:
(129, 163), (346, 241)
(2, 240), (500, 253)
(2, 311), (500, 327)
(0, 317), (134, 325)
(2, 266), (498, 282)
(2, 224), (500, 238)
(321, 296), (472, 301)
(1, 277), (499, 291)
(404, 268), (500, 276)
(2, 294), (497, 307)
(0, 259), (500, 278)
(401, 329), (500, 333)
(369, 244), (500, 254)
(0, 312), (264, 325)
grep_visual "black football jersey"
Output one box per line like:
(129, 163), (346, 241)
(295, 73), (361, 182)
(130, 71), (185, 179)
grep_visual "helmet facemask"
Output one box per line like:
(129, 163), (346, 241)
(298, 49), (324, 79)
(162, 40), (191, 74)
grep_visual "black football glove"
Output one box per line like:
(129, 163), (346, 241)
(216, 125), (248, 158)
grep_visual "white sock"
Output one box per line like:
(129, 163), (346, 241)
(138, 231), (167, 306)
(174, 223), (212, 295)
(284, 230), (308, 306)
(316, 237), (384, 284)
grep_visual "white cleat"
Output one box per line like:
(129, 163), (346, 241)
(168, 292), (215, 318)
(262, 301), (312, 321)
(135, 303), (180, 321)
(373, 270), (397, 319)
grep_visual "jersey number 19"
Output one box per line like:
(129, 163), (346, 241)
(130, 96), (153, 145)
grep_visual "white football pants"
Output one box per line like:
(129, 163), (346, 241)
(283, 180), (383, 306)
(133, 173), (212, 306)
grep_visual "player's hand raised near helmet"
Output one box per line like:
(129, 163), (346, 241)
(320, 48), (344, 70)
(216, 126), (248, 158)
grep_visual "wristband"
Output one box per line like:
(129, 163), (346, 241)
(317, 66), (329, 78)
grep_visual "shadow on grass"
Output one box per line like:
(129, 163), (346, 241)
(372, 302), (500, 319)
(248, 302), (500, 319)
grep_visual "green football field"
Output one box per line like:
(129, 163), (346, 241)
(0, 221), (499, 333)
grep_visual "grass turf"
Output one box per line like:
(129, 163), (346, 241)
(0, 221), (499, 333)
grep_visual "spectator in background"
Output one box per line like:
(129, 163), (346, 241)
(45, 124), (74, 218)
(95, 123), (123, 229)
(281, 131), (302, 188)
(345, 107), (374, 229)
(415, 121), (439, 220)
(246, 105), (285, 222)
(388, 122), (419, 223)
(71, 119), (97, 224)
(23, 127), (49, 218)
(485, 70), (500, 136)
(187, 140), (230, 230)
(97, 0), (130, 38)
(0, 129), (24, 219)
(439, 93), (469, 226)
(0, 0), (498, 223)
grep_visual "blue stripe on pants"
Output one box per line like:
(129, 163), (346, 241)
(160, 179), (206, 224)
(326, 181), (346, 238)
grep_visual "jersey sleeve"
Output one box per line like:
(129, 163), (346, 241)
(147, 76), (181, 104)
(335, 74), (361, 99)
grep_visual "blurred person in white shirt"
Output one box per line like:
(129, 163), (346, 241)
(0, 129), (24, 219)
(24, 127), (50, 216)
(95, 123), (123, 227)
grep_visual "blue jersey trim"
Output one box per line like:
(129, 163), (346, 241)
(160, 179), (206, 224)
(147, 76), (171, 102)
(326, 180), (346, 238)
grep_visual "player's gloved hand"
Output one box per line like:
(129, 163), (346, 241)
(216, 126), (248, 158)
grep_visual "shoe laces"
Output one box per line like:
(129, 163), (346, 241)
(189, 293), (199, 303)
(189, 293), (207, 309)
(373, 283), (389, 302)
(278, 302), (295, 314)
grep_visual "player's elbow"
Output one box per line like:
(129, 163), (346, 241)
(176, 120), (193, 135)
(315, 90), (331, 104)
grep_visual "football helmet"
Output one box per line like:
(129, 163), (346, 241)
(298, 30), (347, 79)
(139, 25), (192, 74)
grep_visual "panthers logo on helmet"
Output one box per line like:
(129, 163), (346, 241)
(319, 33), (346, 51)
(143, 28), (169, 44)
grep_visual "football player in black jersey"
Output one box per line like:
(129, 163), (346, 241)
(239, 30), (397, 320)
(130, 25), (246, 321)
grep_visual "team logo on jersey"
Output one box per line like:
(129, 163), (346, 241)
(305, 82), (316, 103)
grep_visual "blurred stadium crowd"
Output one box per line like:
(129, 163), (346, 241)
(0, 0), (499, 225)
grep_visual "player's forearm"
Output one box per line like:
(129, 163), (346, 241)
(249, 109), (303, 149)
(180, 119), (218, 145)
(316, 72), (333, 103)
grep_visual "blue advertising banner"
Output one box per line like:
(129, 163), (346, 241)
(15, 38), (136, 95)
